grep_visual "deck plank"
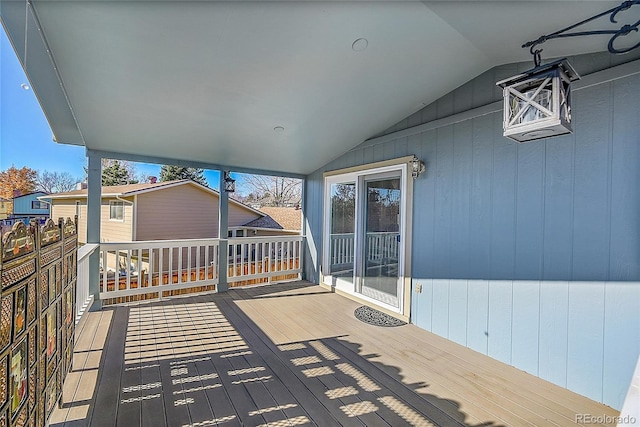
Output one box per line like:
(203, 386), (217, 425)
(50, 282), (619, 427)
(89, 307), (129, 427)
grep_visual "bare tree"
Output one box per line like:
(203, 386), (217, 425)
(36, 170), (79, 193)
(238, 175), (301, 207)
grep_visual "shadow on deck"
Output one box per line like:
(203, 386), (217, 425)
(50, 281), (618, 427)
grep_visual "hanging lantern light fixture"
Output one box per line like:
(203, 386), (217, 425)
(497, 0), (640, 143)
(223, 171), (236, 193)
(497, 59), (579, 143)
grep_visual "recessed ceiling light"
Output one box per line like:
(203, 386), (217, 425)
(21, 83), (30, 90)
(352, 38), (368, 52)
(274, 126), (285, 133)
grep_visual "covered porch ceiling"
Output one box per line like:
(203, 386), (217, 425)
(0, 1), (627, 176)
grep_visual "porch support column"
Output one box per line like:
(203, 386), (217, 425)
(217, 170), (229, 292)
(300, 177), (306, 282)
(87, 149), (102, 310)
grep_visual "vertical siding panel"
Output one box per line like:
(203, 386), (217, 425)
(567, 282), (605, 402)
(412, 130), (437, 284)
(395, 137), (408, 158)
(472, 68), (498, 109)
(453, 80), (474, 114)
(571, 84), (611, 280)
(363, 145), (374, 165)
(538, 281), (569, 387)
(346, 149), (360, 169)
(448, 279), (468, 346)
(490, 117), (517, 279)
(603, 282), (640, 409)
(431, 279), (450, 338)
(451, 121), (472, 277)
(420, 101), (437, 124)
(488, 280), (513, 364)
(407, 111), (422, 128)
(514, 143), (544, 279)
(609, 75), (640, 280)
(414, 278), (433, 331)
(469, 114), (494, 277)
(433, 126), (454, 278)
(383, 139), (396, 160)
(373, 143), (385, 163)
(511, 281), (540, 375)
(467, 279), (489, 354)
(437, 92), (454, 119)
(543, 137), (574, 280)
(407, 134), (421, 158)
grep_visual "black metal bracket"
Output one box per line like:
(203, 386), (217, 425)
(523, 0), (640, 66)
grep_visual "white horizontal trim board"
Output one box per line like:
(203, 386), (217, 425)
(411, 278), (639, 410)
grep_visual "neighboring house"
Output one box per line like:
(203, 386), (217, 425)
(230, 206), (301, 237)
(257, 206), (301, 233)
(41, 180), (290, 243)
(11, 191), (50, 221)
(0, 198), (10, 220)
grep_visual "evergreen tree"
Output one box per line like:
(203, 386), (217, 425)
(102, 161), (137, 186)
(159, 165), (208, 186)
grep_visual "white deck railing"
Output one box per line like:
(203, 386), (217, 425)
(99, 238), (220, 303)
(329, 231), (399, 269)
(98, 235), (303, 304)
(76, 243), (97, 324)
(227, 235), (303, 284)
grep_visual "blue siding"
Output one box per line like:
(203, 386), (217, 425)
(511, 281), (540, 375)
(304, 56), (640, 409)
(447, 279), (467, 346)
(489, 125), (516, 280)
(571, 85), (611, 281)
(609, 76), (640, 279)
(12, 192), (50, 216)
(538, 281), (569, 386)
(567, 282), (606, 402)
(514, 144), (544, 280)
(487, 281), (512, 365)
(466, 279), (489, 354)
(542, 139), (574, 279)
(602, 283), (640, 406)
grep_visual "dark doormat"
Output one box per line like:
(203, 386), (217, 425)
(354, 306), (407, 327)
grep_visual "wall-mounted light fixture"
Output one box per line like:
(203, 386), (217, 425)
(223, 171), (235, 193)
(497, 0), (639, 143)
(410, 156), (426, 179)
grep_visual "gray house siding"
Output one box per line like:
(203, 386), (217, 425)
(304, 54), (640, 409)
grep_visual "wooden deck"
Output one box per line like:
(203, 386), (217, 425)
(49, 282), (619, 427)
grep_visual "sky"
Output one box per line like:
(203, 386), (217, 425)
(0, 26), (226, 190)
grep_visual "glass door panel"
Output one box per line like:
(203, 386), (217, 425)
(360, 177), (401, 306)
(328, 182), (356, 283)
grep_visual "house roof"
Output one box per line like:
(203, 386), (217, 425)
(258, 207), (302, 231)
(42, 180), (266, 217)
(0, 1), (621, 176)
(13, 192), (48, 200)
(242, 216), (284, 230)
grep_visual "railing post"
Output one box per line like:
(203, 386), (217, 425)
(87, 150), (102, 310)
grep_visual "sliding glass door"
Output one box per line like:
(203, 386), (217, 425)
(328, 182), (356, 285)
(324, 163), (408, 312)
(360, 175), (401, 306)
